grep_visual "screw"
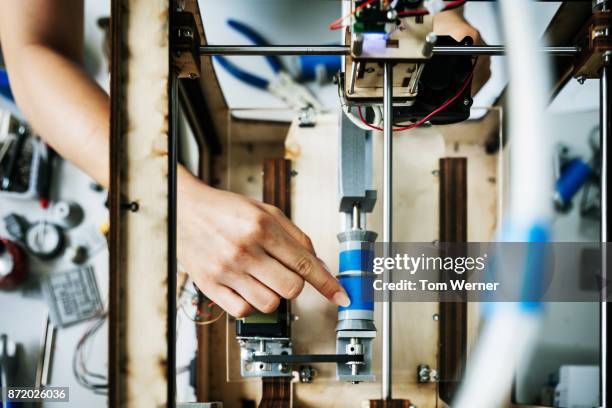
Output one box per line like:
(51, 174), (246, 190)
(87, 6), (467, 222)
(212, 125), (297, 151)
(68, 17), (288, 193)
(121, 201), (139, 212)
(577, 75), (587, 84)
(418, 364), (431, 383)
(299, 365), (315, 383)
(90, 182), (104, 192)
(241, 348), (253, 361)
(432, 314), (439, 321)
(463, 98), (471, 106)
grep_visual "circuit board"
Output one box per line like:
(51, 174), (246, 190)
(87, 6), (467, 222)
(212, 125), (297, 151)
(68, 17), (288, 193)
(353, 0), (423, 33)
(43, 265), (103, 327)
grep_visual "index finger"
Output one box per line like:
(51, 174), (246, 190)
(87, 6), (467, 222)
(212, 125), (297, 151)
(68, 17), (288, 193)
(261, 219), (350, 307)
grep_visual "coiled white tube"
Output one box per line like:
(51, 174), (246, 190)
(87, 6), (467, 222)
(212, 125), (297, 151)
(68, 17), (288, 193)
(453, 1), (554, 407)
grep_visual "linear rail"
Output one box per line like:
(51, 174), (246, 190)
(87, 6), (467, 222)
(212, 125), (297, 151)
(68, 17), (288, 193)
(199, 45), (581, 56)
(251, 353), (365, 364)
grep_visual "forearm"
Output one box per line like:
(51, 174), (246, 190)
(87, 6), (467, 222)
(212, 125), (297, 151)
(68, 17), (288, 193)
(4, 44), (111, 186)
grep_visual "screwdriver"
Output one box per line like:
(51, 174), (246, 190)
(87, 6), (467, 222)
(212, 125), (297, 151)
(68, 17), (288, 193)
(36, 144), (57, 247)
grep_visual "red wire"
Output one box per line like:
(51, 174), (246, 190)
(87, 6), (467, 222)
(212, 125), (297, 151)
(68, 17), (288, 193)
(330, 0), (468, 31)
(329, 0), (378, 30)
(398, 0), (467, 17)
(357, 61), (475, 132)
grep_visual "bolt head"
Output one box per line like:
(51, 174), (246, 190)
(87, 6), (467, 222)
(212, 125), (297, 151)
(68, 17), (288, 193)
(240, 348), (253, 361)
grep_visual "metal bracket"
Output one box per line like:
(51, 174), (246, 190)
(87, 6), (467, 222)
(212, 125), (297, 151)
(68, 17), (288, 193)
(238, 337), (293, 378)
(172, 11), (201, 79)
(574, 11), (612, 79)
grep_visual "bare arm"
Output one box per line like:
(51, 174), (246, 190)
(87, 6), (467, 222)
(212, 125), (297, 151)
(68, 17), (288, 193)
(0, 0), (110, 186)
(0, 0), (349, 316)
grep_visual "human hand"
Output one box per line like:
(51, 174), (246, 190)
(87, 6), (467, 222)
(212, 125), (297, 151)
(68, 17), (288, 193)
(434, 8), (491, 93)
(177, 169), (350, 317)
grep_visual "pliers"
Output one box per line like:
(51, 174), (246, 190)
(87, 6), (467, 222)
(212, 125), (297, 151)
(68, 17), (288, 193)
(0, 69), (13, 102)
(214, 19), (324, 112)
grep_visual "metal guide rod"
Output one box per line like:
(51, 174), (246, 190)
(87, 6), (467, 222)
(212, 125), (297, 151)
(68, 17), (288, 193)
(352, 204), (361, 230)
(200, 45), (347, 55)
(168, 70), (179, 406)
(601, 51), (611, 408)
(382, 62), (393, 401)
(199, 45), (581, 56)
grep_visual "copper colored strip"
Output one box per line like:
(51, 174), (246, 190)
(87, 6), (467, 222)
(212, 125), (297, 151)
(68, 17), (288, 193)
(259, 159), (292, 408)
(368, 400), (413, 408)
(438, 158), (468, 403)
(259, 377), (292, 408)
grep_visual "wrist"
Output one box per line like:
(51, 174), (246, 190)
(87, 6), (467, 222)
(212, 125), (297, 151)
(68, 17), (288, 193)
(177, 166), (204, 224)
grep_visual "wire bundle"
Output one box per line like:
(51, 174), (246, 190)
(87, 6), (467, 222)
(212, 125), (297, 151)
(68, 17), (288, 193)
(329, 0), (468, 30)
(72, 312), (108, 395)
(178, 288), (225, 326)
(329, 0), (378, 30)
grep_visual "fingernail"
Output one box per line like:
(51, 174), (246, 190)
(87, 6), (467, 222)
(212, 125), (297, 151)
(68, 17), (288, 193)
(332, 290), (351, 307)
